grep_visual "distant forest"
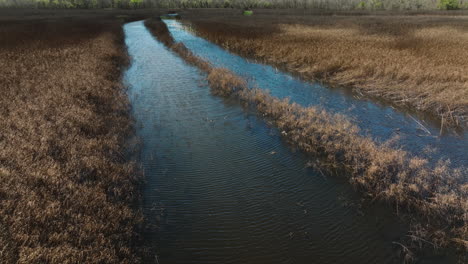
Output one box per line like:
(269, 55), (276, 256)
(0, 0), (467, 10)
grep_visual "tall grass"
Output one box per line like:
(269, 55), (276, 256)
(182, 10), (468, 126)
(0, 12), (152, 263)
(145, 17), (467, 253)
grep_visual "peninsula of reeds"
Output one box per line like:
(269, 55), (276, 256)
(145, 17), (467, 255)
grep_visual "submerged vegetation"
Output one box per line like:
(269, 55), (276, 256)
(0, 11), (153, 263)
(145, 17), (467, 254)
(181, 9), (468, 126)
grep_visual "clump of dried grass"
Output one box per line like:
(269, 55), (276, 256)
(0, 14), (149, 263)
(180, 11), (468, 126)
(145, 17), (467, 253)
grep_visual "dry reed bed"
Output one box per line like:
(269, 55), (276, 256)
(145, 18), (467, 252)
(0, 16), (147, 263)
(179, 12), (468, 126)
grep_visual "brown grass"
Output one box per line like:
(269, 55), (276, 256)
(176, 9), (468, 127)
(145, 17), (467, 253)
(0, 10), (156, 263)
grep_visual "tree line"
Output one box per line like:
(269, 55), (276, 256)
(0, 0), (466, 10)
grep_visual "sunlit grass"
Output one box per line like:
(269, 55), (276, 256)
(182, 10), (468, 126)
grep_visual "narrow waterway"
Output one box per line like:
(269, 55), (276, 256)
(166, 20), (468, 168)
(124, 21), (458, 264)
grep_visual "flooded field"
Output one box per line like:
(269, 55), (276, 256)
(123, 20), (463, 263)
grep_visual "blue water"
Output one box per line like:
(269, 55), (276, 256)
(124, 20), (408, 264)
(123, 20), (460, 264)
(166, 20), (467, 169)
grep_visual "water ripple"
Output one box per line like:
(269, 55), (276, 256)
(123, 21), (455, 264)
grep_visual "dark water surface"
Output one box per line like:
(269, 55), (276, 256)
(123, 21), (458, 264)
(166, 20), (468, 168)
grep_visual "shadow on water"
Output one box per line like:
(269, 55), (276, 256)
(165, 20), (468, 169)
(123, 21), (459, 264)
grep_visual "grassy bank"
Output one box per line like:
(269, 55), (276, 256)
(0, 10), (155, 263)
(177, 9), (468, 127)
(145, 17), (467, 255)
